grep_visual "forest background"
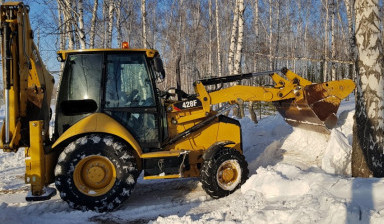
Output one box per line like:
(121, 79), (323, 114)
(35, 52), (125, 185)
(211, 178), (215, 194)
(1, 0), (358, 94)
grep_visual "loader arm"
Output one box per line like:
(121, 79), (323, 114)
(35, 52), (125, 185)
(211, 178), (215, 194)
(0, 2), (54, 151)
(192, 68), (355, 132)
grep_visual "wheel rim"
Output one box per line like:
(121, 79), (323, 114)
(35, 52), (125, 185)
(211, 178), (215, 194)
(216, 159), (241, 191)
(73, 155), (116, 197)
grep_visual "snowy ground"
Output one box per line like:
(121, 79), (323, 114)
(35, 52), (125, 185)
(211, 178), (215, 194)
(2, 95), (384, 224)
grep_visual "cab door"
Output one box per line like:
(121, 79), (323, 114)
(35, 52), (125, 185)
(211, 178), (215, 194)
(103, 53), (160, 152)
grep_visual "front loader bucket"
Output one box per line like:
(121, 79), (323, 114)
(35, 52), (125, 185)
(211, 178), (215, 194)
(273, 79), (355, 133)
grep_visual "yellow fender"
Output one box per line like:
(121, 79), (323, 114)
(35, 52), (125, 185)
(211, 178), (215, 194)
(52, 113), (143, 158)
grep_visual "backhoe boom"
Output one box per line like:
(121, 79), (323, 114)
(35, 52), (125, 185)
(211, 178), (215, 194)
(0, 2), (55, 200)
(0, 2), (54, 150)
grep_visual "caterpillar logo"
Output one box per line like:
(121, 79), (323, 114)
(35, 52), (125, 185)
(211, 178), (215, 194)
(173, 98), (202, 111)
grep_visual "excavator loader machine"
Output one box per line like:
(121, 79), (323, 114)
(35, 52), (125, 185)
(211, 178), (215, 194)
(1, 2), (355, 212)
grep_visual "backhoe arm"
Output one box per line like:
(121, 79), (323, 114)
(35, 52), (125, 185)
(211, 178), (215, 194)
(0, 2), (54, 151)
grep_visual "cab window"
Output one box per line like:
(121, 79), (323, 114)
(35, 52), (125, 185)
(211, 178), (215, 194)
(105, 54), (155, 108)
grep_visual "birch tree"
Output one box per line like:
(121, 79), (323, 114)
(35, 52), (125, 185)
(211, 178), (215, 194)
(269, 0), (273, 70)
(234, 0), (244, 75)
(106, 0), (114, 48)
(249, 0), (260, 124)
(89, 0), (98, 49)
(323, 0), (329, 82)
(253, 0), (259, 72)
(102, 0), (107, 48)
(330, 0), (336, 80)
(115, 0), (122, 45)
(228, 0), (239, 75)
(343, 0), (356, 80)
(352, 0), (384, 177)
(62, 0), (74, 49)
(235, 0), (245, 118)
(57, 0), (65, 51)
(142, 0), (147, 48)
(215, 0), (222, 77)
(77, 0), (86, 49)
(208, 0), (212, 76)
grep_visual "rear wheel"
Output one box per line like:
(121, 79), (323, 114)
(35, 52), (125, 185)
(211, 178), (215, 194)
(55, 134), (139, 212)
(200, 147), (249, 198)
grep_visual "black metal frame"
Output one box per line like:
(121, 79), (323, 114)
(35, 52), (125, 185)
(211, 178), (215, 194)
(196, 69), (281, 86)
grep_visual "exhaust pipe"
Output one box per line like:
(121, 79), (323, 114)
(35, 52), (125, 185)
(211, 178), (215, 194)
(3, 22), (11, 144)
(5, 90), (9, 144)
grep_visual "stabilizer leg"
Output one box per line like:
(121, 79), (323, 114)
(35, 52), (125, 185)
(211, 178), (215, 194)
(25, 121), (56, 201)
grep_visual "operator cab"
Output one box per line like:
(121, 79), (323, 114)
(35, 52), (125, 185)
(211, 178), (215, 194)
(55, 49), (167, 152)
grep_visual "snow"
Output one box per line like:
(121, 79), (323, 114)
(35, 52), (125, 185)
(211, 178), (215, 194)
(3, 94), (384, 223)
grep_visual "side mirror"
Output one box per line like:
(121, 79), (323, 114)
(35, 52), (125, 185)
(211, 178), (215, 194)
(153, 55), (165, 80)
(57, 53), (65, 62)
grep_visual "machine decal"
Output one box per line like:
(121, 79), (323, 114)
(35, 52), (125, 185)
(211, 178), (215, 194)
(173, 98), (202, 111)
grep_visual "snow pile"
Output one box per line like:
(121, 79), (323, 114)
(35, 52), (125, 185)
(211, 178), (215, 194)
(0, 148), (25, 191)
(322, 128), (352, 176)
(245, 109), (354, 177)
(322, 110), (355, 176)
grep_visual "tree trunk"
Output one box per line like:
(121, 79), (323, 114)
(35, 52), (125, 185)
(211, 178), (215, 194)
(106, 0), (114, 48)
(330, 0), (336, 80)
(253, 0), (259, 73)
(63, 0), (74, 49)
(115, 0), (122, 46)
(234, 0), (245, 118)
(249, 102), (258, 123)
(215, 0), (222, 77)
(142, 0), (147, 48)
(89, 0), (98, 49)
(234, 0), (244, 75)
(323, 0), (329, 82)
(57, 0), (65, 51)
(269, 0), (273, 70)
(343, 0), (356, 80)
(78, 0), (86, 49)
(273, 1), (281, 70)
(102, 0), (107, 48)
(208, 0), (212, 76)
(352, 0), (384, 177)
(228, 0), (239, 75)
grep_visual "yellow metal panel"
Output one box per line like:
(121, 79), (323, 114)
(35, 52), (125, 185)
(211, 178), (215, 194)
(174, 111), (207, 124)
(321, 79), (356, 99)
(144, 174), (180, 180)
(216, 122), (242, 152)
(58, 49), (158, 60)
(52, 113), (143, 157)
(1, 2), (23, 7)
(25, 121), (45, 195)
(194, 82), (211, 113)
(285, 70), (312, 86)
(208, 85), (297, 105)
(141, 151), (185, 158)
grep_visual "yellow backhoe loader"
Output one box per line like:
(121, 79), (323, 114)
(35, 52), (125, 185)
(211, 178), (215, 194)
(0, 2), (355, 212)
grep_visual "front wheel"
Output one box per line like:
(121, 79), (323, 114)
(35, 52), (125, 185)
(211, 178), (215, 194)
(54, 134), (139, 212)
(200, 147), (249, 199)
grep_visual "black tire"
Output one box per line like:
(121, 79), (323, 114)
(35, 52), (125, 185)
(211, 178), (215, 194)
(54, 134), (139, 212)
(200, 147), (249, 199)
